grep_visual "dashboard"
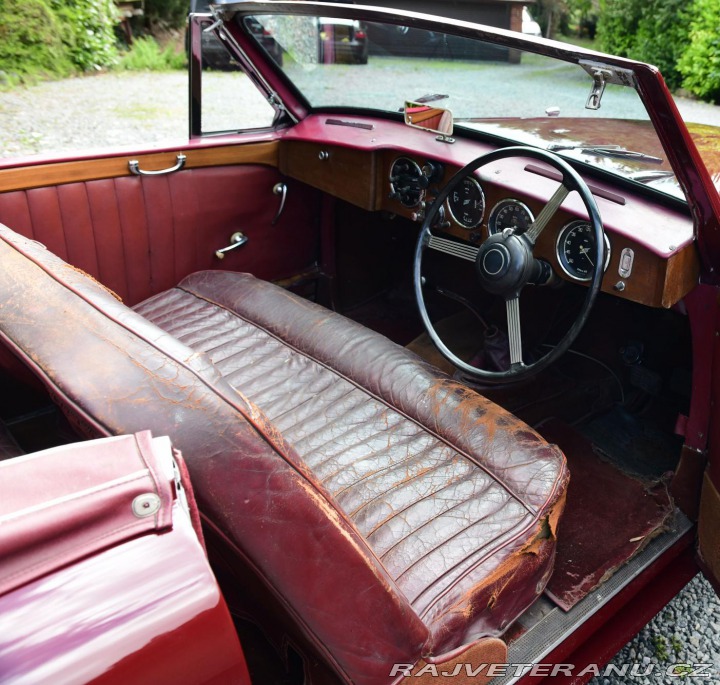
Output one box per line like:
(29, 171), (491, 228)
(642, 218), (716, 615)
(278, 114), (699, 309)
(388, 154), (612, 283)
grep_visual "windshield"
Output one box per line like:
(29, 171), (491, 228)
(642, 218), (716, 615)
(242, 12), (684, 201)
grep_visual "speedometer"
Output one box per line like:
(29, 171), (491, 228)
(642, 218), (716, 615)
(488, 199), (534, 235)
(447, 176), (485, 229)
(556, 220), (611, 282)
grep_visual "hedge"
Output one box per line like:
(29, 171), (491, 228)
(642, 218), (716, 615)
(50, 0), (119, 72)
(597, 0), (690, 90)
(0, 0), (73, 81)
(677, 0), (720, 103)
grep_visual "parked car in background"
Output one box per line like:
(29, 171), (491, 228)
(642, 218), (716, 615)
(318, 16), (369, 64)
(1, 2), (720, 684)
(522, 6), (542, 36)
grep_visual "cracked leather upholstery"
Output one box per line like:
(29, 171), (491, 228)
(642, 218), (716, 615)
(136, 272), (569, 651)
(0, 225), (568, 685)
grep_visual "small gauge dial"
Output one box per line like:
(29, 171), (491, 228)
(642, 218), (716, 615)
(389, 157), (425, 208)
(556, 220), (611, 282)
(488, 199), (535, 235)
(447, 176), (485, 229)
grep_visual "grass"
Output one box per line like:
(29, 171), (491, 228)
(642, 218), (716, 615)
(653, 634), (670, 661)
(555, 34), (599, 52)
(117, 37), (186, 72)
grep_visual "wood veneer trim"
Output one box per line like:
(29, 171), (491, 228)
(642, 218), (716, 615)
(0, 142), (279, 193)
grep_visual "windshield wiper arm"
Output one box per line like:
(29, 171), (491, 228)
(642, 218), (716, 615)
(548, 143), (663, 164)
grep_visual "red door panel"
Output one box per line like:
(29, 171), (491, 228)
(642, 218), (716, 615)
(0, 150), (320, 305)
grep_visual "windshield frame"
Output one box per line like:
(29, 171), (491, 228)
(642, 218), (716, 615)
(216, 0), (720, 280)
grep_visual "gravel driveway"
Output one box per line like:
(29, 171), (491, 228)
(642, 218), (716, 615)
(3, 68), (720, 158)
(1, 70), (719, 682)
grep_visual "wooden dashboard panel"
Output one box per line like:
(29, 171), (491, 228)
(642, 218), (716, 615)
(277, 134), (698, 309)
(279, 141), (378, 211)
(377, 151), (699, 309)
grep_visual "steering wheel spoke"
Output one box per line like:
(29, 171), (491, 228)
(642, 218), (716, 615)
(525, 183), (570, 243)
(506, 296), (524, 366)
(414, 145), (604, 382)
(427, 234), (479, 262)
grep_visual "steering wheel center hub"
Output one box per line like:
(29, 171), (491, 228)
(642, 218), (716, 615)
(475, 233), (533, 296)
(482, 246), (509, 276)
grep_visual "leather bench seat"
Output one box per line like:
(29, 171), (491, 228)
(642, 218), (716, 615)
(134, 272), (569, 650)
(0, 225), (568, 685)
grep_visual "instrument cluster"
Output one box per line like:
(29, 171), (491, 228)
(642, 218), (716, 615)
(388, 156), (613, 283)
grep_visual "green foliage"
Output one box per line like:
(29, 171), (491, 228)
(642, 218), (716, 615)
(678, 0), (720, 102)
(117, 36), (186, 71)
(0, 0), (73, 82)
(597, 0), (691, 90)
(534, 0), (569, 39)
(596, 0), (643, 56)
(653, 634), (669, 661)
(628, 0), (690, 90)
(50, 0), (119, 71)
(143, 0), (188, 30)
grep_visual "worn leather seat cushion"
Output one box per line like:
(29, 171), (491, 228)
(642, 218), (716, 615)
(135, 271), (569, 652)
(0, 223), (568, 683)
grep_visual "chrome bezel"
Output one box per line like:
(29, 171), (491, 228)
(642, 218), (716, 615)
(446, 175), (485, 229)
(487, 198), (535, 235)
(556, 219), (612, 282)
(389, 157), (424, 208)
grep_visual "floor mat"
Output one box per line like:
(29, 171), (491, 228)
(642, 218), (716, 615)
(537, 419), (675, 611)
(579, 405), (682, 479)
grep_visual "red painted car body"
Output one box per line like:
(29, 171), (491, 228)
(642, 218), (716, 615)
(0, 433), (250, 684)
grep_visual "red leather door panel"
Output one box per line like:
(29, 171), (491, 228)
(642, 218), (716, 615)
(0, 158), (320, 304)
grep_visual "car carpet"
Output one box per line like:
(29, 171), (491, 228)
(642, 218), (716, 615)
(578, 405), (681, 479)
(536, 418), (675, 612)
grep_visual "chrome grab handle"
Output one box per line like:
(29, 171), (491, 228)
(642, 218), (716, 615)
(272, 182), (287, 225)
(215, 231), (248, 259)
(128, 153), (187, 176)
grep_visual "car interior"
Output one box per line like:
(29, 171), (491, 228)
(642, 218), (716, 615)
(0, 4), (710, 685)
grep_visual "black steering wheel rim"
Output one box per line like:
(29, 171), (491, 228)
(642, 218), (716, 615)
(414, 145), (605, 383)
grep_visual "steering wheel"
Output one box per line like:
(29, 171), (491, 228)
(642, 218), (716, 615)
(414, 146), (605, 382)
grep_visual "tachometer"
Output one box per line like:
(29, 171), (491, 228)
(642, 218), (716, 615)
(447, 176), (485, 229)
(556, 220), (611, 282)
(488, 199), (534, 235)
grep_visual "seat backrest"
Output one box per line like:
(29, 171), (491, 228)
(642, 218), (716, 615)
(0, 225), (428, 685)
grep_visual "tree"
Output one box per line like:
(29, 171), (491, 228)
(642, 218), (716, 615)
(534, 0), (569, 39)
(143, 0), (188, 32)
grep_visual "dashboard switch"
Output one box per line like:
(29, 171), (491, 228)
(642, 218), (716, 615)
(619, 247), (634, 278)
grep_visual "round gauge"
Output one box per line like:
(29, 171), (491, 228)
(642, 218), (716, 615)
(556, 220), (611, 282)
(488, 199), (535, 235)
(389, 157), (425, 208)
(447, 176), (485, 229)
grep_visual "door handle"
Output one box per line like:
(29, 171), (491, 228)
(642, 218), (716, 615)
(128, 154), (186, 176)
(272, 182), (287, 225)
(215, 232), (248, 259)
